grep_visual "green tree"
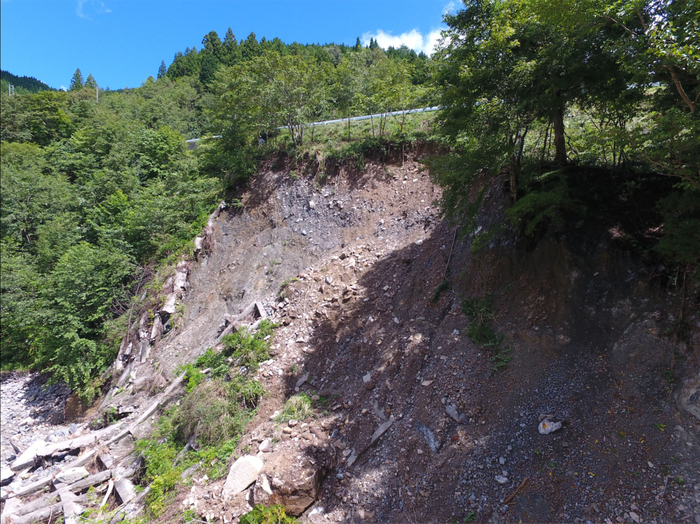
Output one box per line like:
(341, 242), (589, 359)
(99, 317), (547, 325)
(38, 242), (134, 395)
(222, 28), (241, 66)
(69, 68), (84, 90)
(84, 73), (98, 89)
(217, 51), (330, 147)
(199, 51), (220, 87)
(240, 32), (260, 61)
(158, 60), (167, 79)
(202, 30), (224, 62)
(433, 0), (636, 207)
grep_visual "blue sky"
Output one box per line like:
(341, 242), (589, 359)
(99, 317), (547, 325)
(1, 0), (456, 90)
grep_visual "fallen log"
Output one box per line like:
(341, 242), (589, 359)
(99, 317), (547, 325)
(12, 476), (53, 498)
(65, 470), (112, 493)
(107, 373), (185, 446)
(59, 489), (80, 524)
(114, 477), (136, 504)
(10, 503), (62, 524)
(100, 480), (114, 507)
(10, 494), (60, 517)
(67, 448), (97, 469)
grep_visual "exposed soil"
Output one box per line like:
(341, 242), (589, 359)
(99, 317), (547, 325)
(2, 149), (699, 524)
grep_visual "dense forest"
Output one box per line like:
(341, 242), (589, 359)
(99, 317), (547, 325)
(1, 70), (55, 95)
(0, 31), (435, 399)
(1, 0), (698, 399)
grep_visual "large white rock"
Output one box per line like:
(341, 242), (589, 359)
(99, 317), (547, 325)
(221, 455), (264, 500)
(10, 440), (47, 471)
(55, 467), (89, 485)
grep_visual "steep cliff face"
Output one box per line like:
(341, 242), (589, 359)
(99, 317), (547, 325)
(2, 154), (698, 523)
(154, 157), (699, 523)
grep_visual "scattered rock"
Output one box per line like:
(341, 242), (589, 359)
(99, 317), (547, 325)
(0, 467), (13, 487)
(538, 419), (562, 434)
(415, 422), (440, 452)
(258, 439), (272, 453)
(295, 373), (309, 388)
(445, 403), (468, 424)
(676, 372), (700, 422)
(221, 455), (264, 500)
(252, 449), (333, 516)
(495, 475), (509, 484)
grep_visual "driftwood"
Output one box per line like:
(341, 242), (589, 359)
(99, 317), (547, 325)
(59, 489), (79, 524)
(11, 494), (59, 517)
(114, 477), (136, 504)
(10, 502), (63, 524)
(10, 423), (123, 473)
(100, 480), (114, 507)
(218, 302), (267, 340)
(10, 470), (110, 519)
(8, 493), (90, 524)
(107, 373), (186, 446)
(69, 448), (97, 469)
(12, 477), (53, 498)
(64, 470), (112, 493)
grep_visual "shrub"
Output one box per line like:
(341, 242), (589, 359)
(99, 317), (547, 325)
(176, 379), (251, 447)
(274, 393), (314, 423)
(239, 505), (298, 524)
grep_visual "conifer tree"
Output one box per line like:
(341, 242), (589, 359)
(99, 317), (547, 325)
(157, 60), (167, 79)
(69, 68), (84, 90)
(84, 73), (98, 89)
(355, 37), (361, 51)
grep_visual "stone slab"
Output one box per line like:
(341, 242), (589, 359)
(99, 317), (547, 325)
(221, 455), (264, 500)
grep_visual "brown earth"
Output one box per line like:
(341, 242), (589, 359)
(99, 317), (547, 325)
(152, 152), (699, 524)
(3, 148), (698, 524)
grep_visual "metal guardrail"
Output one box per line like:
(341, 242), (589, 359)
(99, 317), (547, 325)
(300, 106), (440, 128)
(185, 106), (440, 145)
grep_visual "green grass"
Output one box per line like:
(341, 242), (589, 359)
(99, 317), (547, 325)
(462, 295), (514, 373)
(134, 320), (278, 516)
(240, 505), (298, 524)
(274, 393), (314, 423)
(431, 279), (450, 303)
(266, 111), (437, 172)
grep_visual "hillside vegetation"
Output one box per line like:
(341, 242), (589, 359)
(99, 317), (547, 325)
(1, 0), (698, 403)
(1, 70), (55, 95)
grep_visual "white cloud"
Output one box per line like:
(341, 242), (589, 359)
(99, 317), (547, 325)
(76, 0), (111, 20)
(362, 28), (443, 56)
(76, 0), (88, 19)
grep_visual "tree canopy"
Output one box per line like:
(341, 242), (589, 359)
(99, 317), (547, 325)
(430, 0), (699, 234)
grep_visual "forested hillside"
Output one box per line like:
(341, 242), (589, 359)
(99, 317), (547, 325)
(1, 70), (55, 95)
(0, 32), (436, 399)
(1, 0), (698, 401)
(1, 2), (699, 522)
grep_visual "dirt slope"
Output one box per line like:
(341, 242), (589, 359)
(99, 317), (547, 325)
(156, 154), (700, 523)
(3, 150), (698, 524)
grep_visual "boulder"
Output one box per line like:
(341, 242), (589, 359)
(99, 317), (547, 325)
(161, 294), (177, 317)
(10, 440), (48, 471)
(252, 447), (333, 516)
(149, 314), (163, 342)
(221, 455), (264, 500)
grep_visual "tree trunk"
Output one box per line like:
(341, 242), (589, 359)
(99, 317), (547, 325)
(552, 102), (567, 165)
